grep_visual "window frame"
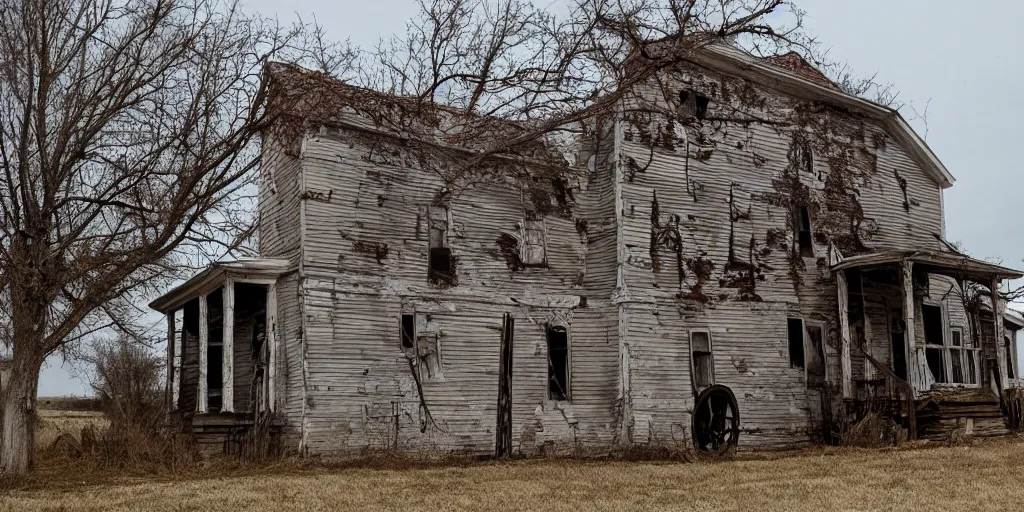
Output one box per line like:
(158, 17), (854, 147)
(689, 328), (715, 390)
(519, 216), (548, 268)
(921, 299), (980, 388)
(546, 325), (571, 402)
(803, 320), (827, 387)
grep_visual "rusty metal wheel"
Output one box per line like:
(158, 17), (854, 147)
(692, 384), (740, 454)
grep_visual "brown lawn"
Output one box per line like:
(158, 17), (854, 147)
(6, 429), (1024, 511)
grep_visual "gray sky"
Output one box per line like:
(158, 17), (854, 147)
(38, 0), (1024, 395)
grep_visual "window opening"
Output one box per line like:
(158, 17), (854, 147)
(797, 206), (813, 257)
(547, 326), (570, 401)
(787, 318), (805, 369)
(691, 330), (714, 389)
(922, 304), (947, 383)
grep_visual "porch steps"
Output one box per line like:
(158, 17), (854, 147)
(915, 398), (1008, 441)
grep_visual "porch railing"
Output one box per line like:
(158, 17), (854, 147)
(862, 351), (917, 440)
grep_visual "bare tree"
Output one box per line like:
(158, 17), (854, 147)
(0, 0), (353, 474)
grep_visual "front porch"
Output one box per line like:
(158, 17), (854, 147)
(832, 250), (1023, 441)
(150, 259), (291, 454)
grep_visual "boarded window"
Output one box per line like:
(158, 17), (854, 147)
(520, 218), (547, 266)
(787, 318), (805, 369)
(400, 314), (415, 349)
(547, 326), (570, 401)
(797, 206), (813, 257)
(922, 304), (947, 383)
(691, 330), (714, 389)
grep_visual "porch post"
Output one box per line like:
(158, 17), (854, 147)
(837, 270), (853, 399)
(165, 311), (175, 412)
(992, 277), (1009, 391)
(266, 282), (278, 412)
(173, 313), (182, 410)
(901, 260), (919, 394)
(222, 280), (235, 413)
(198, 293), (209, 414)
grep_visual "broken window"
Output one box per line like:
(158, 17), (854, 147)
(787, 318), (805, 369)
(400, 314), (415, 349)
(428, 208), (455, 284)
(679, 90), (710, 120)
(805, 323), (826, 387)
(520, 217), (547, 266)
(690, 329), (714, 389)
(950, 328), (964, 383)
(796, 206), (813, 257)
(787, 318), (825, 387)
(547, 326), (570, 401)
(922, 304), (947, 384)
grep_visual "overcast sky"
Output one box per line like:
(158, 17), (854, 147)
(38, 0), (1024, 395)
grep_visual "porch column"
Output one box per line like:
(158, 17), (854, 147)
(901, 260), (919, 394)
(266, 282), (278, 412)
(173, 313), (182, 410)
(198, 293), (209, 414)
(165, 310), (175, 412)
(837, 270), (853, 399)
(992, 277), (1009, 391)
(222, 280), (235, 413)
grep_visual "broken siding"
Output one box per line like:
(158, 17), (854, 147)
(291, 127), (619, 454)
(614, 62), (946, 446)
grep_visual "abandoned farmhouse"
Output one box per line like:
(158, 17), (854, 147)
(150, 43), (1024, 456)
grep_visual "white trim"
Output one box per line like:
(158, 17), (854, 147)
(266, 282), (278, 412)
(221, 280), (235, 413)
(198, 293), (209, 414)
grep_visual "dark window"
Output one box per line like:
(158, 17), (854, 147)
(428, 209), (455, 284)
(787, 318), (805, 369)
(695, 94), (710, 120)
(806, 324), (826, 387)
(400, 314), (415, 349)
(691, 330), (714, 389)
(922, 304), (946, 383)
(679, 90), (710, 120)
(547, 326), (570, 401)
(797, 206), (813, 257)
(1006, 336), (1015, 380)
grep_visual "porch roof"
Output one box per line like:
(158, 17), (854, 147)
(831, 250), (1023, 281)
(149, 258), (293, 313)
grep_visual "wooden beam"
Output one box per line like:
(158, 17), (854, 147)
(198, 293), (209, 414)
(222, 280), (235, 413)
(173, 312), (182, 411)
(837, 270), (853, 399)
(266, 282), (278, 412)
(901, 260), (919, 395)
(992, 277), (1009, 391)
(165, 311), (175, 412)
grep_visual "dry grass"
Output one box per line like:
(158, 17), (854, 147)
(35, 410), (108, 450)
(5, 437), (1024, 511)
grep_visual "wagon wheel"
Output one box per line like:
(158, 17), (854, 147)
(692, 384), (740, 454)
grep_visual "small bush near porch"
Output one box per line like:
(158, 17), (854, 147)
(6, 438), (1024, 511)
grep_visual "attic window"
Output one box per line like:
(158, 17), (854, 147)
(797, 206), (813, 257)
(680, 90), (710, 120)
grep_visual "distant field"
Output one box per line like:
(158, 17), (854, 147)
(35, 409), (107, 450)
(6, 437), (1024, 511)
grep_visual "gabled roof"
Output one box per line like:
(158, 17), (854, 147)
(691, 45), (955, 189)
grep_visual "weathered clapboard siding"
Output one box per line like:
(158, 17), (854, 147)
(275, 273), (304, 447)
(611, 61), (948, 447)
(286, 122), (620, 455)
(258, 138), (304, 264)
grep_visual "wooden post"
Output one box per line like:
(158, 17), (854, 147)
(222, 280), (235, 413)
(992, 277), (1009, 392)
(901, 260), (919, 395)
(495, 313), (514, 458)
(837, 270), (853, 399)
(165, 311), (175, 412)
(198, 293), (209, 414)
(266, 282), (278, 412)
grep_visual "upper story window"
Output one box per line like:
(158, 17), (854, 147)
(796, 206), (813, 258)
(520, 217), (547, 267)
(679, 90), (710, 120)
(428, 206), (455, 284)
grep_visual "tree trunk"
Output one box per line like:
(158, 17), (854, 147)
(1, 359), (40, 474)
